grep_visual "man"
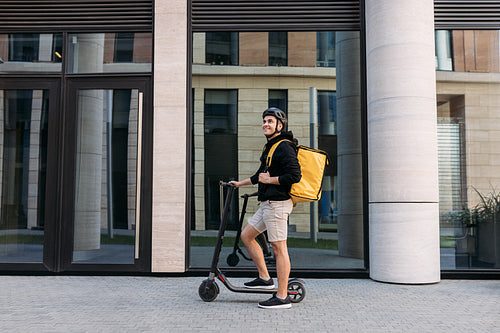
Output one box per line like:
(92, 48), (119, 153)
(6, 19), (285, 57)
(230, 107), (301, 309)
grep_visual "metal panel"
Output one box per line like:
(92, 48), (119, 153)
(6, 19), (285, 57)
(0, 0), (153, 32)
(435, 1), (500, 29)
(192, 1), (361, 31)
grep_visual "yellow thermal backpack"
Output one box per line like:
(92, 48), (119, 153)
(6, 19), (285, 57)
(266, 139), (329, 204)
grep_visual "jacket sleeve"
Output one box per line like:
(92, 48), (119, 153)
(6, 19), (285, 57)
(277, 142), (301, 186)
(250, 154), (265, 185)
(250, 170), (259, 185)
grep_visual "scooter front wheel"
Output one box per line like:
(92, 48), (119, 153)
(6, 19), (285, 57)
(287, 281), (306, 303)
(198, 279), (219, 302)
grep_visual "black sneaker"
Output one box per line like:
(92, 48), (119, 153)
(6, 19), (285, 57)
(244, 277), (275, 289)
(258, 293), (292, 309)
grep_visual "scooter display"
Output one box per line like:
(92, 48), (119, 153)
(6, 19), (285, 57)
(198, 181), (306, 303)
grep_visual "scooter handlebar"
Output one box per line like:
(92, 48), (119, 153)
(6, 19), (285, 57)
(219, 181), (236, 188)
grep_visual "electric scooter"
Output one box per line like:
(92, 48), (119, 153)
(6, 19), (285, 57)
(198, 181), (306, 303)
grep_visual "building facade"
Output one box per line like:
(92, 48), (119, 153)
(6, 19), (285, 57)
(0, 1), (499, 283)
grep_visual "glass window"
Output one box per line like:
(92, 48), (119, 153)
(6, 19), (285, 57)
(203, 90), (239, 230)
(9, 34), (38, 61)
(268, 90), (288, 113)
(436, 29), (500, 270)
(205, 32), (239, 66)
(191, 31), (363, 271)
(269, 32), (287, 66)
(114, 33), (135, 63)
(0, 34), (62, 73)
(317, 91), (337, 232)
(67, 33), (152, 73)
(204, 90), (238, 134)
(317, 32), (335, 67)
(0, 89), (49, 263)
(73, 89), (140, 264)
(318, 90), (336, 136)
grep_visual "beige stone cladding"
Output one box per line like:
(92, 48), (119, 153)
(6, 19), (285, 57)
(152, 0), (187, 272)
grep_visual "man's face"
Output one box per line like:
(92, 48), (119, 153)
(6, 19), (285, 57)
(262, 115), (282, 138)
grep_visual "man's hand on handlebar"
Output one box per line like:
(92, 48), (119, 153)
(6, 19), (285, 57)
(228, 178), (252, 188)
(228, 180), (240, 188)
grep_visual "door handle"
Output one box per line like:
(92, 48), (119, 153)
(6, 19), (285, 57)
(135, 91), (143, 259)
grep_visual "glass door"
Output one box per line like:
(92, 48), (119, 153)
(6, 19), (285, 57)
(61, 78), (151, 271)
(0, 79), (60, 270)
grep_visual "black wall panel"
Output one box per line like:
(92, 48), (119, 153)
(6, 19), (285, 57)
(435, 1), (500, 29)
(0, 0), (153, 32)
(192, 0), (361, 31)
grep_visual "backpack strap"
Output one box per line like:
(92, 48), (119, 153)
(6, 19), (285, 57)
(266, 139), (292, 168)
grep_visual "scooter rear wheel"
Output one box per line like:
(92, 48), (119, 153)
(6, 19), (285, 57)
(198, 280), (219, 302)
(226, 253), (240, 266)
(287, 281), (306, 303)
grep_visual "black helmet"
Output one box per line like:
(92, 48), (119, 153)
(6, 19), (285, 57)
(262, 107), (287, 129)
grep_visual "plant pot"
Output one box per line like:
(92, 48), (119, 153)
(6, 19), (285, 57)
(477, 221), (500, 267)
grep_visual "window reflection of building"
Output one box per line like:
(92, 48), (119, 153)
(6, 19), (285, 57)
(268, 90), (287, 113)
(436, 30), (500, 269)
(317, 31), (335, 67)
(114, 33), (135, 62)
(206, 32), (239, 66)
(191, 31), (364, 268)
(0, 33), (63, 72)
(202, 90), (239, 230)
(317, 91), (337, 230)
(9, 34), (39, 61)
(0, 32), (151, 265)
(269, 32), (287, 66)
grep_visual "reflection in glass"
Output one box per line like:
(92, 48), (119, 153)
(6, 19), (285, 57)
(206, 32), (239, 65)
(318, 90), (336, 136)
(0, 89), (49, 263)
(67, 33), (152, 73)
(437, 30), (500, 270)
(317, 91), (337, 232)
(73, 89), (139, 264)
(203, 90), (239, 231)
(191, 31), (364, 270)
(268, 90), (288, 114)
(269, 32), (287, 66)
(317, 32), (335, 67)
(0, 34), (62, 72)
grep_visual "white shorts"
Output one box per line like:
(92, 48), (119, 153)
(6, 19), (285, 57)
(247, 199), (293, 242)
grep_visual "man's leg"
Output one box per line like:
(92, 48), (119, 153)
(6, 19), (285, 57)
(270, 240), (290, 299)
(241, 224), (270, 279)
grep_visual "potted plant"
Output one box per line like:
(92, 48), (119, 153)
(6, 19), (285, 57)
(473, 187), (500, 267)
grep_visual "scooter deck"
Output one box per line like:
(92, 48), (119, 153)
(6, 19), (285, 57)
(215, 269), (304, 295)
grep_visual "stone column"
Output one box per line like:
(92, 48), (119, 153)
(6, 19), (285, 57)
(128, 91), (138, 230)
(335, 31), (364, 259)
(152, 0), (187, 272)
(74, 89), (104, 251)
(435, 30), (452, 71)
(27, 90), (43, 229)
(73, 34), (105, 252)
(366, 0), (440, 283)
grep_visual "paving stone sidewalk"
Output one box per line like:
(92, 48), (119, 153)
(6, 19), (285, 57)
(1, 275), (499, 332)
